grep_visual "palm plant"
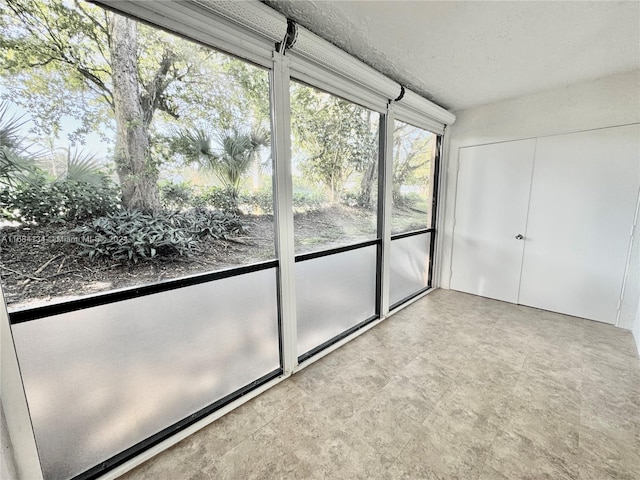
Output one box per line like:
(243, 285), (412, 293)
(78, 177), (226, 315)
(60, 147), (106, 185)
(177, 126), (270, 212)
(0, 101), (41, 187)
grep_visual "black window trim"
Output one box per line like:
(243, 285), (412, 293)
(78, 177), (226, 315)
(9, 259), (279, 324)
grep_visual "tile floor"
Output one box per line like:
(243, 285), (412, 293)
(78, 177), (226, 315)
(119, 289), (640, 480)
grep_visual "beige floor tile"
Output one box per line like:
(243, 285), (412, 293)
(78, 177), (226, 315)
(513, 366), (582, 416)
(118, 435), (215, 480)
(205, 425), (304, 480)
(480, 429), (579, 480)
(116, 290), (640, 480)
(393, 354), (454, 406)
(290, 357), (338, 394)
(396, 421), (492, 480)
(187, 402), (269, 457)
(250, 379), (308, 423)
(296, 427), (396, 480)
(345, 388), (424, 459)
(577, 425), (640, 480)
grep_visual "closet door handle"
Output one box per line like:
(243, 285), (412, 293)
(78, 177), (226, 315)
(515, 234), (524, 240)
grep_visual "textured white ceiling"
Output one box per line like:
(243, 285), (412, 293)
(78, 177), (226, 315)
(263, 0), (640, 111)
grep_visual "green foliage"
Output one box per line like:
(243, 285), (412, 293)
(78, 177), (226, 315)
(220, 57), (271, 125)
(62, 148), (106, 184)
(1, 0), (277, 213)
(72, 208), (244, 263)
(0, 0), (115, 141)
(243, 189), (274, 214)
(159, 181), (194, 209)
(176, 127), (270, 212)
(0, 146), (32, 187)
(72, 210), (197, 262)
(1, 171), (120, 224)
(193, 186), (239, 213)
(393, 192), (421, 209)
(291, 83), (378, 202)
(0, 0), (208, 141)
(240, 189), (327, 215)
(0, 101), (40, 186)
(168, 207), (245, 240)
(292, 191), (327, 213)
(340, 191), (370, 209)
(164, 181), (330, 217)
(392, 123), (434, 206)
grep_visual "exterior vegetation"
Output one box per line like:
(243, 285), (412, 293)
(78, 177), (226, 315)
(0, 0), (433, 308)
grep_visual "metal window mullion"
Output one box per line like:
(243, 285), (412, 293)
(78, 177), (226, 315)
(427, 135), (443, 288)
(379, 105), (395, 317)
(270, 51), (297, 375)
(433, 132), (448, 289)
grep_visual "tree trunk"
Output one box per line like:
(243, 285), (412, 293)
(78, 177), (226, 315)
(359, 158), (377, 208)
(109, 14), (161, 211)
(391, 135), (404, 206)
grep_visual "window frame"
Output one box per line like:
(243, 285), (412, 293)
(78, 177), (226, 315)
(0, 2), (452, 479)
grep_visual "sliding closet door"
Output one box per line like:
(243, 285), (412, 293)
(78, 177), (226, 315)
(450, 139), (536, 303)
(518, 124), (640, 324)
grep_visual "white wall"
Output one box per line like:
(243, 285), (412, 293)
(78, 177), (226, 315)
(634, 303), (640, 357)
(438, 70), (640, 340)
(618, 195), (640, 331)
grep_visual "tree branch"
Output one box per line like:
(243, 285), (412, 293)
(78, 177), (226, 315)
(140, 50), (179, 125)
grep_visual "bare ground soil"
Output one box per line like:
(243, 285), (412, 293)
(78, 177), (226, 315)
(0, 215), (275, 310)
(1, 205), (410, 311)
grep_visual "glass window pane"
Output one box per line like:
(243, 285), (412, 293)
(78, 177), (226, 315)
(391, 120), (437, 234)
(390, 232), (431, 306)
(11, 268), (280, 480)
(290, 81), (380, 254)
(296, 246), (378, 356)
(0, 1), (274, 311)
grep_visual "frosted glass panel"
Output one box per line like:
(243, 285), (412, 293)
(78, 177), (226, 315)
(390, 233), (431, 306)
(296, 246), (377, 356)
(11, 268), (280, 480)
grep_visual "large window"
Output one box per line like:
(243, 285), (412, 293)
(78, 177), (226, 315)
(0, 0), (275, 311)
(290, 81), (381, 358)
(389, 120), (439, 307)
(290, 81), (380, 253)
(390, 120), (437, 234)
(0, 2), (448, 479)
(1, 3), (281, 480)
(12, 268), (280, 480)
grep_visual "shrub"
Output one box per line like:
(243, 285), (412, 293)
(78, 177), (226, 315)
(241, 189), (327, 215)
(394, 192), (421, 209)
(0, 187), (18, 221)
(193, 186), (239, 213)
(159, 181), (193, 209)
(243, 189), (274, 214)
(1, 171), (120, 224)
(292, 191), (326, 213)
(340, 191), (369, 208)
(72, 210), (198, 262)
(72, 208), (245, 263)
(167, 208), (245, 240)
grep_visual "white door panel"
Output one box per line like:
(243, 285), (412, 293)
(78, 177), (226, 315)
(518, 124), (640, 323)
(450, 139), (536, 303)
